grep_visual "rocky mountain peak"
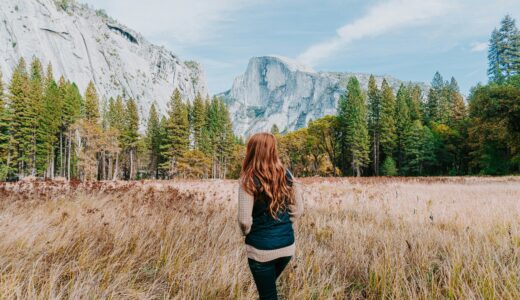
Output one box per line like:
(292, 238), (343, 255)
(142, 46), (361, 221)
(0, 0), (208, 125)
(219, 55), (428, 137)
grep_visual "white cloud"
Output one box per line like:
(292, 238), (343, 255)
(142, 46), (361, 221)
(470, 42), (488, 52)
(83, 0), (260, 45)
(297, 0), (453, 66)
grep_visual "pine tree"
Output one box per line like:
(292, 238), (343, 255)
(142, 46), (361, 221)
(9, 58), (32, 177)
(123, 98), (139, 179)
(448, 77), (467, 125)
(146, 103), (161, 178)
(513, 24), (520, 76)
(447, 77), (468, 174)
(100, 97), (113, 179)
(108, 96), (126, 132)
(379, 79), (397, 163)
(395, 84), (411, 172)
(186, 99), (193, 128)
(191, 93), (206, 150)
(44, 63), (54, 88)
(66, 82), (83, 179)
(84, 81), (100, 123)
(31, 62), (61, 177)
(0, 71), (5, 140)
(497, 15), (520, 78)
(344, 77), (370, 177)
(198, 95), (212, 156)
(28, 57), (45, 175)
(336, 92), (349, 174)
(57, 78), (82, 178)
(37, 78), (60, 177)
(0, 70), (4, 111)
(367, 75), (381, 175)
(74, 81), (100, 180)
(161, 89), (189, 177)
(402, 120), (435, 175)
(426, 71), (446, 124)
(0, 71), (9, 179)
(198, 96), (235, 178)
(157, 116), (168, 178)
(64, 82), (83, 124)
(215, 98), (235, 178)
(408, 85), (423, 122)
(106, 95), (126, 179)
(422, 125), (437, 174)
(488, 28), (504, 83)
(59, 78), (80, 133)
(488, 15), (520, 82)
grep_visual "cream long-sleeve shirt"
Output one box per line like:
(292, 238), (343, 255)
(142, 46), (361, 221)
(238, 182), (304, 262)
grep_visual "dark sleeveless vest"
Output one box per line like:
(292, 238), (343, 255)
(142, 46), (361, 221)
(245, 169), (295, 250)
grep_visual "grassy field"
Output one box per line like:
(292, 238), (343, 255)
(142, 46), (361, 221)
(0, 177), (519, 299)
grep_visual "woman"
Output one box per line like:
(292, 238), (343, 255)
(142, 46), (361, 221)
(238, 132), (304, 300)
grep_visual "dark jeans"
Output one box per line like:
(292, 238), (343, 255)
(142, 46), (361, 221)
(248, 256), (292, 300)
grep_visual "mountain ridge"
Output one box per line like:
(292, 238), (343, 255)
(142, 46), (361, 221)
(218, 55), (429, 137)
(0, 0), (208, 124)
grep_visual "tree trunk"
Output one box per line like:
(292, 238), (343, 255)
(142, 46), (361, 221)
(113, 154), (119, 181)
(212, 155), (217, 179)
(6, 152), (11, 175)
(377, 139), (380, 175)
(150, 155), (156, 179)
(45, 153), (50, 179)
(50, 150), (55, 179)
(129, 149), (134, 180)
(169, 158), (174, 179)
(101, 151), (106, 180)
(59, 131), (63, 177)
(108, 155), (113, 180)
(67, 136), (71, 180)
(19, 158), (23, 179)
(328, 144), (337, 177)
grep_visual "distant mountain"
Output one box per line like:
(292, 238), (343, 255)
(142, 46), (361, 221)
(0, 0), (207, 123)
(218, 56), (428, 137)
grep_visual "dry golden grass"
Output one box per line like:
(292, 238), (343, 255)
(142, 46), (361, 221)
(0, 177), (519, 299)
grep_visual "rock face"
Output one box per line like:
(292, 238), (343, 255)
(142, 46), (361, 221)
(0, 0), (207, 124)
(219, 56), (428, 137)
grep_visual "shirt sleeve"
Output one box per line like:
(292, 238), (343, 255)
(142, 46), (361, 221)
(237, 184), (254, 236)
(289, 182), (304, 222)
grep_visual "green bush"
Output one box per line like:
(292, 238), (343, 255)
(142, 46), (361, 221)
(381, 157), (398, 176)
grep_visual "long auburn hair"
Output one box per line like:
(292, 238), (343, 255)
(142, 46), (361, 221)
(240, 132), (295, 218)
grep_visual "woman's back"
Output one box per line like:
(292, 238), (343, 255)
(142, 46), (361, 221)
(245, 169), (295, 251)
(237, 132), (304, 300)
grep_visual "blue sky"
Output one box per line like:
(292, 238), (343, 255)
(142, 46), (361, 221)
(82, 0), (520, 96)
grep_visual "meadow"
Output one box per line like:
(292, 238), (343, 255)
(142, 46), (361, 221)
(0, 177), (519, 299)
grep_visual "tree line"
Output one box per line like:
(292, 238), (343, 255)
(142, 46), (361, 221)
(0, 15), (519, 180)
(275, 15), (520, 177)
(0, 58), (239, 181)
